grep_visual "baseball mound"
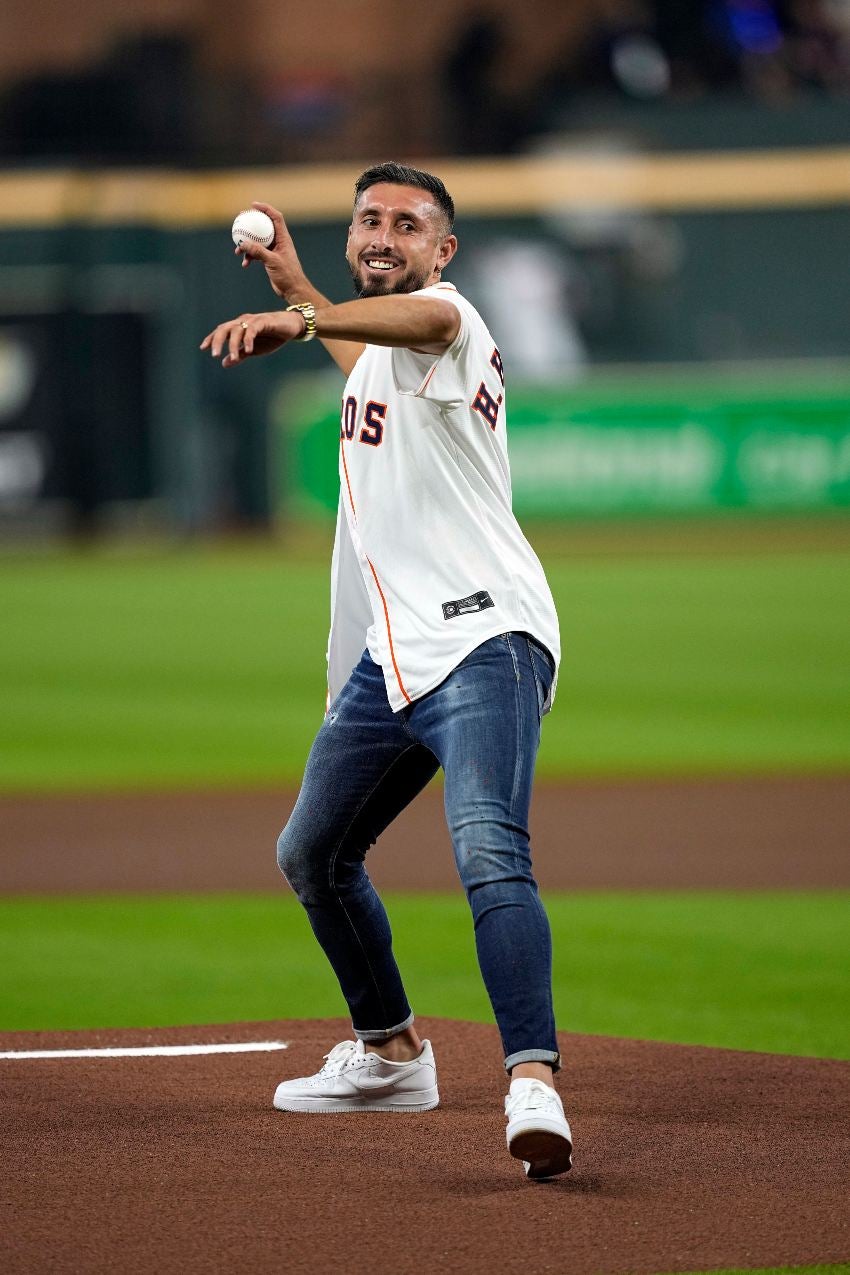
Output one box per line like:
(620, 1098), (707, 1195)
(3, 1018), (848, 1275)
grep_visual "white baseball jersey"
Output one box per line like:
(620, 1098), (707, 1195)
(326, 281), (560, 714)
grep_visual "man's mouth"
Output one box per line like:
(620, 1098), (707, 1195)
(363, 258), (400, 272)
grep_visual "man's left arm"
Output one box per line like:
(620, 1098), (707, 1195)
(201, 295), (460, 368)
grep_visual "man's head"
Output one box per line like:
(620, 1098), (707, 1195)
(347, 162), (458, 298)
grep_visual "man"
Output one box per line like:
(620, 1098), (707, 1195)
(201, 162), (572, 1179)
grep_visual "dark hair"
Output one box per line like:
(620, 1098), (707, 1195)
(353, 162), (455, 232)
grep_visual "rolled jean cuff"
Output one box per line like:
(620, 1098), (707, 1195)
(353, 1012), (415, 1042)
(504, 1048), (561, 1074)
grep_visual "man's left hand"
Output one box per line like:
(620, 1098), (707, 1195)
(200, 310), (305, 367)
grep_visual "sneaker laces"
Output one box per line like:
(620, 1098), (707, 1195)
(505, 1079), (561, 1118)
(318, 1039), (365, 1077)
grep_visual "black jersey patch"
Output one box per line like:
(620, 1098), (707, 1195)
(442, 590), (495, 620)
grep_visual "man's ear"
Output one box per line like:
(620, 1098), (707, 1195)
(438, 234), (458, 271)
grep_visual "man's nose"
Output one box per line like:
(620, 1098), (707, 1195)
(369, 229), (394, 251)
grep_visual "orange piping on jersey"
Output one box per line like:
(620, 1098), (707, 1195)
(366, 556), (412, 704)
(339, 439), (357, 519)
(418, 361), (439, 395)
(339, 439), (410, 704)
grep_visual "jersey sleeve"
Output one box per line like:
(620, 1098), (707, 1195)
(390, 287), (477, 409)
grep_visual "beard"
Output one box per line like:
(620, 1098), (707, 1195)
(348, 259), (432, 298)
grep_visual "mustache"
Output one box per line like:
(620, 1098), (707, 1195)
(347, 256), (430, 297)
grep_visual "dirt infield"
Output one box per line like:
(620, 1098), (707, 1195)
(2, 774), (848, 894)
(4, 775), (847, 1270)
(2, 1016), (848, 1275)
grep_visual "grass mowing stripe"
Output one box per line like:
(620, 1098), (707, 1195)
(1, 893), (847, 1059)
(1, 548), (849, 789)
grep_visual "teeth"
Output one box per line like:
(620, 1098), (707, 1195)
(367, 260), (395, 269)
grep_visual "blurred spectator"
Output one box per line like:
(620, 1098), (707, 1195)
(1, 34), (198, 163)
(0, 30), (271, 166)
(0, 1), (849, 166)
(549, 1), (679, 99)
(534, 0), (850, 129)
(441, 13), (533, 153)
(459, 239), (588, 377)
(260, 70), (353, 163)
(780, 0), (850, 89)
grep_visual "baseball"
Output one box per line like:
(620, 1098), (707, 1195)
(231, 209), (275, 249)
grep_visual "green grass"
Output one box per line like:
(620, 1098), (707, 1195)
(1, 542), (849, 790)
(1, 893), (847, 1059)
(658, 1267), (849, 1275)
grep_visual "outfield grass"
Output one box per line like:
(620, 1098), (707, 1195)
(663, 1267), (849, 1275)
(1, 892), (847, 1058)
(1, 543), (849, 790)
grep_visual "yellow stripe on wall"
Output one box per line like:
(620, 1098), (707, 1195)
(1, 148), (848, 227)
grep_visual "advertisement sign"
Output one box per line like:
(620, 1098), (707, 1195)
(275, 366), (850, 519)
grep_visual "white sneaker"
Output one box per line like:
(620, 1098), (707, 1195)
(273, 1038), (439, 1113)
(505, 1077), (573, 1178)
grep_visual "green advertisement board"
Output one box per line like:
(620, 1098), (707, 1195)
(273, 365), (850, 519)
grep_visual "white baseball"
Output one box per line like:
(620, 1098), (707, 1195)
(231, 209), (275, 249)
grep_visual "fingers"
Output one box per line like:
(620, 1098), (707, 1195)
(234, 238), (270, 265)
(251, 201), (285, 234)
(228, 318), (246, 364)
(199, 316), (254, 366)
(200, 310), (296, 367)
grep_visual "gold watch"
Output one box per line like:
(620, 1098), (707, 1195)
(285, 301), (317, 342)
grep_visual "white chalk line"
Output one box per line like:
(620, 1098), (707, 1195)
(0, 1040), (289, 1061)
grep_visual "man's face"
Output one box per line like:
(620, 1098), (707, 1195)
(346, 183), (456, 298)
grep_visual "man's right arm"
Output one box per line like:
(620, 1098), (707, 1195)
(237, 202), (365, 378)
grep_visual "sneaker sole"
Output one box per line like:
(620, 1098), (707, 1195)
(507, 1127), (573, 1178)
(273, 1087), (439, 1114)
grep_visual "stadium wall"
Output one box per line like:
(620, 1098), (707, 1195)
(0, 153), (848, 529)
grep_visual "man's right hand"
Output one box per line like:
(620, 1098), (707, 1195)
(236, 201), (307, 300)
(234, 202), (364, 377)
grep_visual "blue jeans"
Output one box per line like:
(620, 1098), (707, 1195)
(276, 632), (560, 1073)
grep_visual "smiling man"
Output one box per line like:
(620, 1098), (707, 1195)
(201, 162), (572, 1180)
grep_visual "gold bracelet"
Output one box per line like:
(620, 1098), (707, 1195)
(285, 301), (317, 342)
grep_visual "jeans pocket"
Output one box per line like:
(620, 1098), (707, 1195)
(499, 632), (521, 682)
(526, 637), (554, 720)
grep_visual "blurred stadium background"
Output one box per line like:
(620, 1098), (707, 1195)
(2, 0), (850, 535)
(0, 0), (848, 1073)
